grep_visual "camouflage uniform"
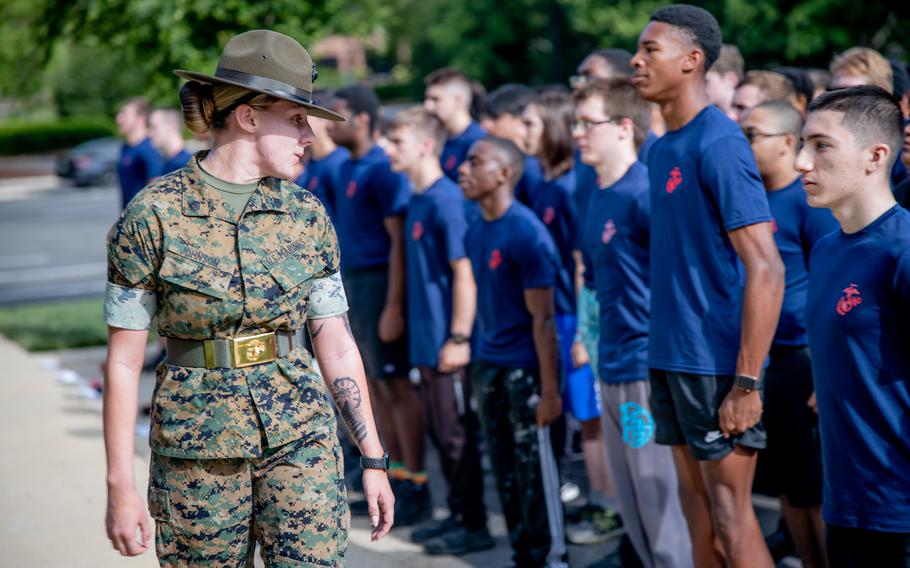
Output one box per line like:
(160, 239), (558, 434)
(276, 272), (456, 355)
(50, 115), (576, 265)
(105, 153), (349, 566)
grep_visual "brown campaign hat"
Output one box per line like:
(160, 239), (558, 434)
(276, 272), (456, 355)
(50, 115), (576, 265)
(174, 29), (344, 122)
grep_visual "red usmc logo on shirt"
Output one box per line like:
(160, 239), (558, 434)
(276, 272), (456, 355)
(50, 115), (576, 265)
(445, 155), (457, 171)
(602, 220), (617, 244)
(346, 180), (357, 198)
(543, 207), (556, 225)
(836, 283), (862, 316)
(411, 221), (424, 240)
(309, 176), (320, 190)
(666, 166), (682, 193)
(488, 248), (503, 270)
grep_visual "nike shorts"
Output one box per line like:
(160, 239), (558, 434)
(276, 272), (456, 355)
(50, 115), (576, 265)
(649, 369), (766, 461)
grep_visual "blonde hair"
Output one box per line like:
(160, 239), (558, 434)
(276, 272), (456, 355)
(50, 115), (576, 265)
(389, 107), (447, 157)
(179, 82), (280, 135)
(830, 47), (893, 93)
(739, 70), (798, 105)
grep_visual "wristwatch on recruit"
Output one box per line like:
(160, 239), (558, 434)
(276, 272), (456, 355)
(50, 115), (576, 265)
(449, 333), (470, 345)
(360, 453), (390, 471)
(733, 374), (760, 393)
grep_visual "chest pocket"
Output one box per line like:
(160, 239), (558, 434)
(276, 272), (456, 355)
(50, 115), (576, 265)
(267, 255), (321, 293)
(159, 247), (233, 299)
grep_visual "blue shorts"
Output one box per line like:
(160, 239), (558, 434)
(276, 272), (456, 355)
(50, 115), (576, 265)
(556, 313), (601, 421)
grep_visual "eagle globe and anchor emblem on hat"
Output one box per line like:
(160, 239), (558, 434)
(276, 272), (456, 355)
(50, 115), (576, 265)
(173, 29), (343, 122)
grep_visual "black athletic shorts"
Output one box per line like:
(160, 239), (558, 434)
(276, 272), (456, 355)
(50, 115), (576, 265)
(343, 265), (409, 379)
(760, 345), (823, 507)
(827, 525), (910, 568)
(649, 369), (767, 461)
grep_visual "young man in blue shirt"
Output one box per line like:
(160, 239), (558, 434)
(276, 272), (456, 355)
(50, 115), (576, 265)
(797, 85), (910, 567)
(148, 108), (191, 174)
(115, 97), (163, 208)
(295, 91), (349, 218)
(481, 84), (543, 206)
(384, 107), (493, 554)
(631, 5), (785, 567)
(327, 85), (427, 523)
(742, 101), (838, 568)
(575, 77), (692, 568)
(459, 137), (568, 568)
(424, 68), (486, 182)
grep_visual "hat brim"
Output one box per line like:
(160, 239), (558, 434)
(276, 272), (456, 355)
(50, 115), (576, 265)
(174, 69), (345, 122)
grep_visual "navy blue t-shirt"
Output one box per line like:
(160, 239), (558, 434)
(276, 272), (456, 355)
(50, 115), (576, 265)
(529, 169), (578, 315)
(441, 121), (485, 181)
(295, 146), (350, 218)
(118, 137), (163, 208)
(638, 130), (659, 165)
(767, 178), (838, 346)
(332, 145), (411, 271)
(806, 205), (910, 532)
(467, 202), (559, 368)
(581, 162), (651, 384)
(515, 155), (543, 206)
(405, 177), (469, 367)
(162, 149), (191, 175)
(648, 105), (772, 375)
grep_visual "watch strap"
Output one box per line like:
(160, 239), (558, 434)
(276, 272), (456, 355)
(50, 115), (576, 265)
(733, 374), (759, 392)
(360, 453), (390, 470)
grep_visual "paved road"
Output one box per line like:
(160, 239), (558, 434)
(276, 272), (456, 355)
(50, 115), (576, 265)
(0, 180), (118, 305)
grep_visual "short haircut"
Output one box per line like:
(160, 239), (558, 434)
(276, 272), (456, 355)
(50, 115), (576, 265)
(485, 84), (535, 119)
(574, 77), (652, 150)
(749, 100), (802, 139)
(482, 136), (525, 186)
(122, 96), (151, 117)
(712, 44), (744, 81)
(590, 48), (633, 77)
(739, 70), (798, 104)
(890, 59), (909, 97)
(774, 67), (814, 104)
(807, 85), (903, 169)
(470, 80), (488, 121)
(830, 47), (893, 94)
(425, 67), (471, 89)
(335, 84), (381, 133)
(388, 107), (447, 157)
(650, 4), (722, 71)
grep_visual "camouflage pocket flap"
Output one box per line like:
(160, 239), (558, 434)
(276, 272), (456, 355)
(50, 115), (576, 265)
(267, 255), (319, 292)
(148, 487), (171, 522)
(160, 251), (232, 299)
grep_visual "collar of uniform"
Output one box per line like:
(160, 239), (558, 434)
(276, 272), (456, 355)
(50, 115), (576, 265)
(181, 151), (289, 220)
(245, 177), (290, 214)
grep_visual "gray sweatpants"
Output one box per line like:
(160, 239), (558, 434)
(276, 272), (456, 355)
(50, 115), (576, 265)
(601, 380), (692, 568)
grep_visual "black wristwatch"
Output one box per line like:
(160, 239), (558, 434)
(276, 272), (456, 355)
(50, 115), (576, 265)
(360, 453), (390, 471)
(449, 333), (470, 345)
(733, 374), (760, 393)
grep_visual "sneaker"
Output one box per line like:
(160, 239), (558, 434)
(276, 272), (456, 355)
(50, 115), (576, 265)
(394, 480), (432, 526)
(411, 516), (460, 544)
(424, 526), (496, 555)
(566, 506), (624, 545)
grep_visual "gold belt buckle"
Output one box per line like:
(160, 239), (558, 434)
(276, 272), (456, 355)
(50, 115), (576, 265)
(231, 332), (278, 368)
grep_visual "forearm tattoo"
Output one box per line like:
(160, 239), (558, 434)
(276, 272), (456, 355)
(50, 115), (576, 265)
(341, 313), (354, 340)
(331, 376), (368, 444)
(310, 320), (326, 338)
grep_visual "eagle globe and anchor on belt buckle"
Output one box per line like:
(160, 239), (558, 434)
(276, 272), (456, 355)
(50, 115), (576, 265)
(203, 331), (279, 368)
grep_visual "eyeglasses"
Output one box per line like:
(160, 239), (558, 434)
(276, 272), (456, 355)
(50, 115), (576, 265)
(569, 73), (593, 89)
(571, 117), (618, 133)
(741, 128), (788, 144)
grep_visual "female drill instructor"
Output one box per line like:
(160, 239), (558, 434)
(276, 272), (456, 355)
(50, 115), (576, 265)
(102, 30), (394, 565)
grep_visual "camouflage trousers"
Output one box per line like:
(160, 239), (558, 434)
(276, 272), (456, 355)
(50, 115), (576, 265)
(148, 433), (349, 567)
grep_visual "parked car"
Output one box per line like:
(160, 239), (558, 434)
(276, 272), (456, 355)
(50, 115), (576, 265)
(57, 137), (121, 187)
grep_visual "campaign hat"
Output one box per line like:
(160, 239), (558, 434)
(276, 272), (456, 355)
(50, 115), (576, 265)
(174, 29), (343, 121)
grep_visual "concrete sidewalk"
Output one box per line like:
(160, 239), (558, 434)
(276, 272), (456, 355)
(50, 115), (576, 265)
(0, 335), (155, 568)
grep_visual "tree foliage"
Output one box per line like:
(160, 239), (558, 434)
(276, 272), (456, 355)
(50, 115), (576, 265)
(0, 0), (907, 117)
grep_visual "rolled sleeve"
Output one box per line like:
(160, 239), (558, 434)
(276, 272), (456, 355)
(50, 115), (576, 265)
(307, 272), (349, 319)
(104, 282), (157, 330)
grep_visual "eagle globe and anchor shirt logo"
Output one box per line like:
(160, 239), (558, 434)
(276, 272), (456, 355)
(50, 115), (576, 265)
(665, 166), (683, 194)
(411, 220), (425, 241)
(488, 248), (503, 270)
(836, 283), (863, 316)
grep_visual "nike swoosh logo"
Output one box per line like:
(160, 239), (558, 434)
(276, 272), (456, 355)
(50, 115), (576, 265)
(704, 430), (724, 443)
